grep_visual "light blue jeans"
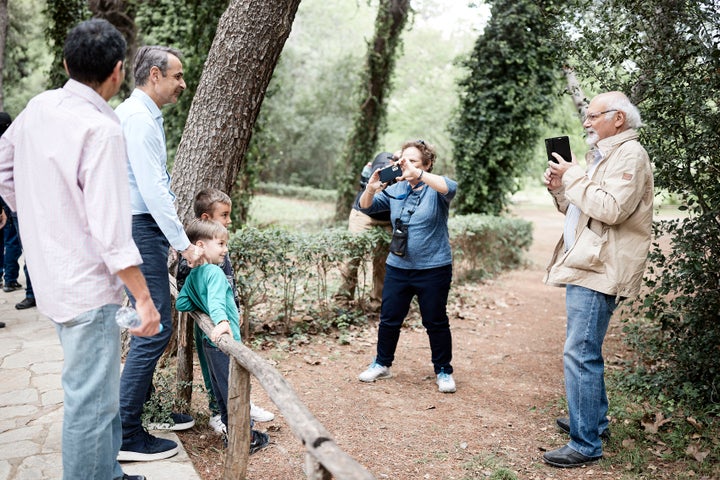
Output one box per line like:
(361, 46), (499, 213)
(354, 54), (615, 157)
(55, 304), (124, 480)
(564, 284), (617, 458)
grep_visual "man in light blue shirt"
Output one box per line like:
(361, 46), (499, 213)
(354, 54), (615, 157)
(115, 45), (203, 462)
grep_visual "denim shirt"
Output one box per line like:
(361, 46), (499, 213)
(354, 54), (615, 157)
(360, 177), (457, 270)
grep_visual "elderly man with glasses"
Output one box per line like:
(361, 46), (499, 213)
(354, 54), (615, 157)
(541, 91), (654, 468)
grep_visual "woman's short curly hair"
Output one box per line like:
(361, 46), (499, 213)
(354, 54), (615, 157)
(401, 139), (436, 173)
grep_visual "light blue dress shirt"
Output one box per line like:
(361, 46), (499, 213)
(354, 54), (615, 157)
(115, 89), (190, 252)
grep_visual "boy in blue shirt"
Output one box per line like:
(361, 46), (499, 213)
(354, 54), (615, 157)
(176, 219), (269, 453)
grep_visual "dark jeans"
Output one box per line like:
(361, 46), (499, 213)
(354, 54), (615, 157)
(202, 338), (230, 427)
(3, 211), (34, 297)
(376, 264), (453, 374)
(119, 214), (173, 440)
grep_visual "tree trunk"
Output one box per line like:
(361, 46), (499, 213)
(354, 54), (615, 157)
(334, 0), (410, 221)
(563, 66), (587, 120)
(171, 0), (301, 225)
(0, 0), (7, 110)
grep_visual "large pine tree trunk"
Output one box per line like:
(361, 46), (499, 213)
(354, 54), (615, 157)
(334, 0), (410, 221)
(171, 0), (301, 224)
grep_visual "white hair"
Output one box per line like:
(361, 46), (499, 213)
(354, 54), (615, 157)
(605, 94), (643, 129)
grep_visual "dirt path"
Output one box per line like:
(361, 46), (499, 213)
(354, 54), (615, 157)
(185, 205), (626, 479)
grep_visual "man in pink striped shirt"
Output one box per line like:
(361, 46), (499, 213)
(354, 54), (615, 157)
(0, 19), (160, 480)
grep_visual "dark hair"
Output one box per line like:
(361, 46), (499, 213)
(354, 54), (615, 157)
(193, 188), (232, 218)
(186, 219), (228, 244)
(401, 139), (436, 173)
(133, 46), (183, 86)
(63, 19), (126, 85)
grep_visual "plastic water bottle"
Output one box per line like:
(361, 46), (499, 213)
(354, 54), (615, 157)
(116, 306), (163, 332)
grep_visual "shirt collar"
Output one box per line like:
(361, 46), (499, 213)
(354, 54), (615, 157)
(130, 88), (163, 121)
(62, 79), (118, 123)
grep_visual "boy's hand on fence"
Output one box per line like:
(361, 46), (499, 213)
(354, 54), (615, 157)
(211, 320), (231, 343)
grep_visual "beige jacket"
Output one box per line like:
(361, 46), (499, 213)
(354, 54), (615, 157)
(544, 129), (654, 299)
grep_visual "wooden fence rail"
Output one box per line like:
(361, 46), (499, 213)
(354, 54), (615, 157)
(189, 311), (376, 480)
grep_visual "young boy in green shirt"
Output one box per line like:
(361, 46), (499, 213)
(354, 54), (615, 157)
(176, 219), (269, 453)
(176, 189), (274, 435)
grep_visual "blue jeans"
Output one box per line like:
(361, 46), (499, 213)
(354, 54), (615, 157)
(564, 284), (617, 457)
(119, 215), (173, 440)
(202, 338), (230, 427)
(376, 264), (453, 374)
(55, 304), (124, 480)
(3, 209), (21, 283)
(9, 212), (34, 297)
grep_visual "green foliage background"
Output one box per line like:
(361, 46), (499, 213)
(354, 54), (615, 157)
(450, 0), (564, 215)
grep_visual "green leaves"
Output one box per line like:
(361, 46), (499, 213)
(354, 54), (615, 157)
(451, 0), (565, 215)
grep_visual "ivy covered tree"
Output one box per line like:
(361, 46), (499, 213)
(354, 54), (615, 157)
(334, 0), (410, 221)
(451, 0), (563, 215)
(559, 0), (720, 408)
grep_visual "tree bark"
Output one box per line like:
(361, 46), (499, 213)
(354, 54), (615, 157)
(563, 66), (587, 120)
(334, 0), (410, 221)
(171, 0), (302, 225)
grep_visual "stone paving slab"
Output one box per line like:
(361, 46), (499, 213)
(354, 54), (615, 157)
(0, 279), (201, 480)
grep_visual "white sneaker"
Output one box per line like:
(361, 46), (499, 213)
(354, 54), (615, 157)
(208, 414), (226, 435)
(436, 372), (456, 393)
(250, 403), (275, 422)
(358, 362), (391, 382)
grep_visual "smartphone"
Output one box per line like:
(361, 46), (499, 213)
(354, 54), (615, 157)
(378, 164), (402, 184)
(545, 136), (572, 163)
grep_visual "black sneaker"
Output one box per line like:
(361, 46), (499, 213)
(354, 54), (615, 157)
(249, 429), (270, 455)
(147, 412), (195, 431)
(118, 429), (179, 462)
(3, 280), (22, 292)
(122, 475), (146, 480)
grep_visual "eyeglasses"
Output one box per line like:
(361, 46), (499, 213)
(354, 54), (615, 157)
(583, 109), (618, 123)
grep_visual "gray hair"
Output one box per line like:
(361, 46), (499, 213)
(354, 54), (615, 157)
(133, 45), (182, 86)
(603, 92), (644, 129)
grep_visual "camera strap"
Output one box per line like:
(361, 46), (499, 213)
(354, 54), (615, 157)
(397, 183), (426, 225)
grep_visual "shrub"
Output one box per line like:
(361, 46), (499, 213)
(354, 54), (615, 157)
(228, 214), (532, 336)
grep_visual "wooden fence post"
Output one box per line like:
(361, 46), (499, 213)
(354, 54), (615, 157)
(224, 357), (251, 479)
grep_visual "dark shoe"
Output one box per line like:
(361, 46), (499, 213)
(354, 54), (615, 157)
(0, 322), (5, 328)
(147, 412), (195, 431)
(15, 297), (36, 310)
(122, 475), (146, 480)
(543, 444), (602, 468)
(249, 429), (270, 455)
(3, 281), (22, 292)
(556, 417), (611, 440)
(117, 429), (179, 462)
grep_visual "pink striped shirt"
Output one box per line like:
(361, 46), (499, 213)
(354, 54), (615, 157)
(0, 80), (142, 322)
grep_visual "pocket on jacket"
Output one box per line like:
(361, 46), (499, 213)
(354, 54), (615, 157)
(563, 225), (607, 273)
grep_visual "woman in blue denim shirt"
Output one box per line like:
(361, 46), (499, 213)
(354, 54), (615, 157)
(356, 139), (458, 393)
